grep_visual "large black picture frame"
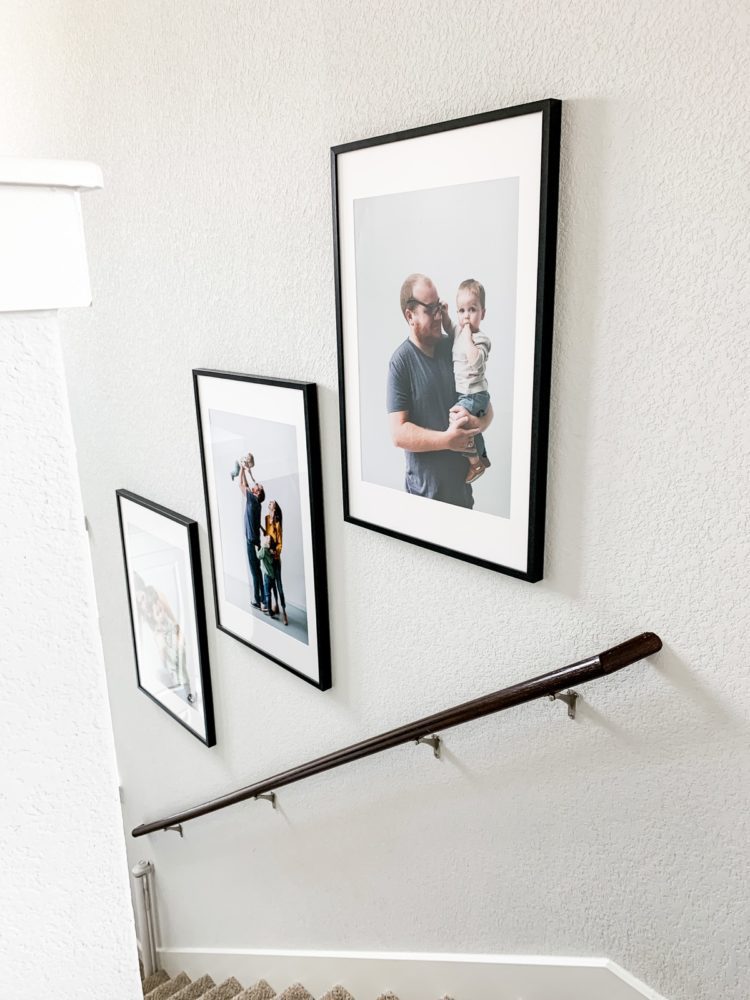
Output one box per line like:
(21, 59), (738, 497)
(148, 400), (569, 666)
(193, 369), (332, 690)
(116, 489), (216, 746)
(332, 99), (561, 582)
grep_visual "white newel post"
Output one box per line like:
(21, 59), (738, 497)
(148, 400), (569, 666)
(131, 860), (158, 978)
(0, 160), (143, 999)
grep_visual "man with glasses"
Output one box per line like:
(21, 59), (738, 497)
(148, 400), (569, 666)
(387, 273), (493, 508)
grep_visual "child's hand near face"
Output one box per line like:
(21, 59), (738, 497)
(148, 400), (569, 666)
(459, 320), (477, 347)
(459, 311), (480, 336)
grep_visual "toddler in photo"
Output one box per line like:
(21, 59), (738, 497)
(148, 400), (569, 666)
(231, 452), (255, 482)
(442, 278), (491, 483)
(256, 534), (276, 615)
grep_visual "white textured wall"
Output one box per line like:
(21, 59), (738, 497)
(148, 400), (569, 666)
(0, 1), (72, 154)
(0, 313), (142, 999)
(18, 2), (749, 999)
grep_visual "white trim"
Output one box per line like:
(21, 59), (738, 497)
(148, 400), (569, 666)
(0, 157), (103, 189)
(166, 947), (604, 963)
(0, 159), (102, 312)
(605, 959), (671, 1000)
(158, 947), (669, 999)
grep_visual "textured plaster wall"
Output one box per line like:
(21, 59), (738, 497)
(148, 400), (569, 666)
(12, 2), (749, 999)
(0, 314), (142, 999)
(0, 1), (73, 154)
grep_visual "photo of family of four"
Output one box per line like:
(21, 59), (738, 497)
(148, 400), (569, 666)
(232, 453), (289, 627)
(388, 272), (493, 509)
(204, 398), (311, 651)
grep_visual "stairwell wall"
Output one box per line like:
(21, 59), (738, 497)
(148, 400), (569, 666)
(0, 308), (141, 998)
(14, 2), (750, 1000)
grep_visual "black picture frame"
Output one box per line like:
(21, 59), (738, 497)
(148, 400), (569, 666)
(193, 369), (332, 691)
(116, 489), (216, 746)
(332, 99), (561, 582)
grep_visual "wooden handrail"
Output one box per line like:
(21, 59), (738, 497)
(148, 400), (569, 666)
(132, 632), (662, 838)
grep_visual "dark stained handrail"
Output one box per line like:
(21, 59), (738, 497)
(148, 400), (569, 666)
(132, 632), (662, 838)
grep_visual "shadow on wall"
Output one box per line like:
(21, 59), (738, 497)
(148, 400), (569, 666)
(542, 97), (611, 599)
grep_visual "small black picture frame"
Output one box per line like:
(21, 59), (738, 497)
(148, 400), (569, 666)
(116, 489), (216, 746)
(193, 369), (332, 690)
(332, 99), (561, 582)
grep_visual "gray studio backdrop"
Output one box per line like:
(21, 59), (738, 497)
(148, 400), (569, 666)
(354, 177), (519, 518)
(209, 410), (307, 636)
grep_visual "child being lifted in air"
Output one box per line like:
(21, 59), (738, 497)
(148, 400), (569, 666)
(442, 278), (491, 484)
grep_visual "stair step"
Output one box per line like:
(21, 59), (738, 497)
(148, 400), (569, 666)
(275, 986), (314, 1000)
(142, 970), (170, 995)
(201, 977), (244, 1000)
(141, 969), (461, 1000)
(147, 972), (191, 1000)
(172, 974), (217, 999)
(235, 979), (276, 1000)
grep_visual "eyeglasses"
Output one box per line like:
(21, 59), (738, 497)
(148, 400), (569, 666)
(407, 298), (443, 318)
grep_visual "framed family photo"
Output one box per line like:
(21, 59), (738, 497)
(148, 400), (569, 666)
(116, 490), (216, 746)
(332, 99), (561, 581)
(193, 370), (331, 690)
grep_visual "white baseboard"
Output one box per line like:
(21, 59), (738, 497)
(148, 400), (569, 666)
(158, 947), (669, 1000)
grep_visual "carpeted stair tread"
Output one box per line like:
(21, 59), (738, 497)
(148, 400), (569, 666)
(143, 970), (170, 995)
(275, 986), (314, 1000)
(234, 980), (276, 1000)
(146, 972), (191, 999)
(201, 977), (244, 1000)
(319, 987), (355, 1000)
(137, 969), (454, 1000)
(172, 974), (217, 999)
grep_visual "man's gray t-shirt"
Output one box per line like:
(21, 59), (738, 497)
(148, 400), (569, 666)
(386, 336), (473, 509)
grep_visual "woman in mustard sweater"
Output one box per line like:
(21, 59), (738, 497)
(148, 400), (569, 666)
(263, 500), (288, 626)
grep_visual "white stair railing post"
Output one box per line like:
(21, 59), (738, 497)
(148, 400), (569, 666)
(131, 860), (158, 978)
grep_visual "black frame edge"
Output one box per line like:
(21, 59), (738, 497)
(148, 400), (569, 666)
(116, 488), (217, 747)
(526, 98), (561, 583)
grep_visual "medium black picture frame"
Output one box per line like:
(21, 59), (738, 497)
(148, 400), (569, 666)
(193, 369), (332, 691)
(332, 99), (561, 582)
(116, 489), (216, 746)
